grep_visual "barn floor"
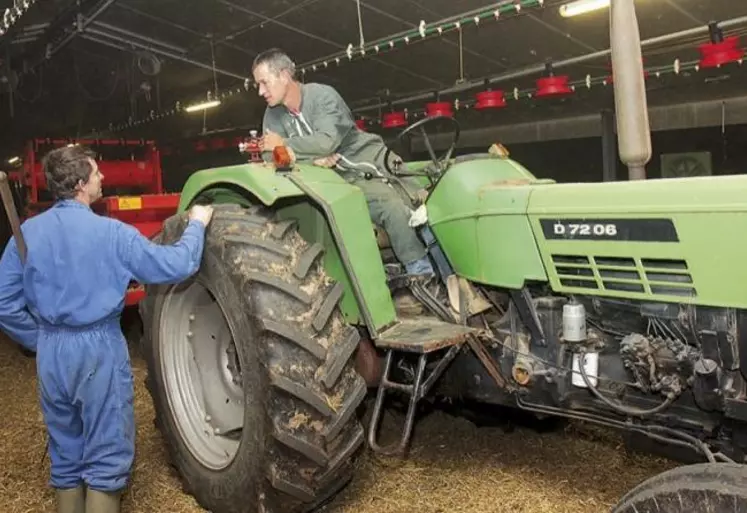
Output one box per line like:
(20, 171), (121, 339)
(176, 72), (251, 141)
(0, 332), (679, 513)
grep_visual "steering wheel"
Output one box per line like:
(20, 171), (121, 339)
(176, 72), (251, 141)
(383, 114), (460, 177)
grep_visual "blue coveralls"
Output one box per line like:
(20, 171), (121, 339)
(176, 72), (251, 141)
(0, 199), (206, 492)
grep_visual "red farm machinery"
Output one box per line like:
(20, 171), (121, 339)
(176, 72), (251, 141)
(7, 137), (181, 307)
(4, 132), (262, 308)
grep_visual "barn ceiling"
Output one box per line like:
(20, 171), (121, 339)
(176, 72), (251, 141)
(0, 0), (746, 157)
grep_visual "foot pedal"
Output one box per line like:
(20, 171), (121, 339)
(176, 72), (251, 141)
(368, 319), (476, 456)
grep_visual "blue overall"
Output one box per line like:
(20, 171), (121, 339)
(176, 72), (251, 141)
(0, 199), (206, 492)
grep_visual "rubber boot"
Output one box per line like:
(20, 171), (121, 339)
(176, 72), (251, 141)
(56, 486), (85, 513)
(85, 489), (121, 513)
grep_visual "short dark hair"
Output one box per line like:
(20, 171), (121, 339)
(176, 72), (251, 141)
(252, 48), (296, 79)
(42, 145), (97, 201)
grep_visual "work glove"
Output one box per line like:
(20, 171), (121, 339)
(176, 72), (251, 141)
(189, 205), (215, 226)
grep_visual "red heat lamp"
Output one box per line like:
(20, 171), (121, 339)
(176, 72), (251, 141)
(535, 61), (573, 98)
(474, 81), (507, 110)
(382, 111), (407, 129)
(425, 100), (454, 118)
(699, 22), (744, 69)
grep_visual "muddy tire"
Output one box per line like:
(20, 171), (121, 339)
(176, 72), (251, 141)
(610, 463), (747, 513)
(140, 204), (368, 513)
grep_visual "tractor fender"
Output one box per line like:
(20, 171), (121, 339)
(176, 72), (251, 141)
(176, 163), (397, 337)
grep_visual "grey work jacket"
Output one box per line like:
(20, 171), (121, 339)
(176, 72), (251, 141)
(260, 82), (390, 179)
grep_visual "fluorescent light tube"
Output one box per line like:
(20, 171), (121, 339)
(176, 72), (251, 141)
(185, 100), (222, 113)
(559, 0), (610, 17)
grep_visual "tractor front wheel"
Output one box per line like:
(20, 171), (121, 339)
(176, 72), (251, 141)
(140, 204), (368, 513)
(610, 462), (747, 512)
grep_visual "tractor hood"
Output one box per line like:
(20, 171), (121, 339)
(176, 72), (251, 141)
(425, 155), (554, 288)
(428, 155), (747, 308)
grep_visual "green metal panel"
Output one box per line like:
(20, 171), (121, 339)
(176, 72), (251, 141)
(527, 174), (747, 308)
(287, 167), (397, 334)
(176, 162), (397, 335)
(274, 202), (365, 327)
(426, 157), (552, 288)
(177, 163), (305, 212)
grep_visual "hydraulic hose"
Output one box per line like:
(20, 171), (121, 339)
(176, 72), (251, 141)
(578, 351), (676, 418)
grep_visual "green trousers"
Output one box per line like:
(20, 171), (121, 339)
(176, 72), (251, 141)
(350, 176), (427, 266)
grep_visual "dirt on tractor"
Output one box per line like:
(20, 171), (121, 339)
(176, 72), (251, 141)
(0, 332), (677, 513)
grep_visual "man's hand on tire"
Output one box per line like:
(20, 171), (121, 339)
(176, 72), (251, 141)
(189, 205), (215, 226)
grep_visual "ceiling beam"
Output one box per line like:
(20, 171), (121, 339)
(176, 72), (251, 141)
(84, 27), (247, 80)
(218, 0), (446, 88)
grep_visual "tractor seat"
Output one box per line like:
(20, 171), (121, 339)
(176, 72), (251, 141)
(373, 224), (391, 249)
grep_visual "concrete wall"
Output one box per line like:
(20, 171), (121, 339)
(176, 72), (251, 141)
(411, 124), (747, 183)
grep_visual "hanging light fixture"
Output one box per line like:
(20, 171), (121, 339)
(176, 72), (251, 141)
(187, 39), (223, 114)
(474, 79), (507, 110)
(535, 61), (573, 98)
(698, 22), (744, 69)
(425, 91), (454, 117)
(185, 99), (221, 113)
(382, 111), (407, 128)
(559, 0), (609, 18)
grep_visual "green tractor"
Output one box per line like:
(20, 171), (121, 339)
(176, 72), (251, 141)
(139, 1), (747, 512)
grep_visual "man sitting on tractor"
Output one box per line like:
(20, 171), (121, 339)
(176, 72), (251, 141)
(251, 48), (434, 277)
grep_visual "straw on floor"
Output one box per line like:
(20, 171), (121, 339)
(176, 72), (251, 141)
(0, 332), (675, 513)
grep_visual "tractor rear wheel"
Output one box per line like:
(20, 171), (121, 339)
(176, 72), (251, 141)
(610, 462), (747, 512)
(140, 204), (368, 513)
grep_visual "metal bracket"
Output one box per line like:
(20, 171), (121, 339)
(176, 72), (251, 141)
(509, 288), (546, 346)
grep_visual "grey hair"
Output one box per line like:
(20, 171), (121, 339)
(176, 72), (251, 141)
(252, 48), (296, 79)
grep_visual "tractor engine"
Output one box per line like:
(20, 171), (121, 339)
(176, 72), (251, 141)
(533, 293), (745, 454)
(440, 288), (747, 461)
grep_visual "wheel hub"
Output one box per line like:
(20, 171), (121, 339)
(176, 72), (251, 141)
(159, 279), (244, 470)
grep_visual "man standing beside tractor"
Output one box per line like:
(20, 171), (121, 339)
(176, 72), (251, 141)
(0, 145), (214, 513)
(251, 48), (435, 278)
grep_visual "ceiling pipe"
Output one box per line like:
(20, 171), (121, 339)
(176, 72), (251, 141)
(353, 14), (747, 114)
(84, 27), (248, 80)
(90, 20), (188, 55)
(80, 33), (128, 51)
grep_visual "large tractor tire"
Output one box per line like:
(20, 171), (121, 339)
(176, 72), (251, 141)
(610, 462), (747, 512)
(139, 204), (368, 513)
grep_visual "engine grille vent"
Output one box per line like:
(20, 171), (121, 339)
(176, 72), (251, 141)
(550, 255), (696, 298)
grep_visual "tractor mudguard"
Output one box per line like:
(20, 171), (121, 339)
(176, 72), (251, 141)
(426, 156), (552, 288)
(177, 163), (305, 209)
(177, 162), (397, 335)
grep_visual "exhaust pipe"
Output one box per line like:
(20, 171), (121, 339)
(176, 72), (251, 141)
(610, 0), (651, 180)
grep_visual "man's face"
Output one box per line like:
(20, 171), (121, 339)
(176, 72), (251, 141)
(253, 62), (289, 107)
(82, 158), (104, 203)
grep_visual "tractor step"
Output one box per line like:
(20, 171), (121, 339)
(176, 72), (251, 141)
(375, 318), (476, 353)
(368, 318), (476, 456)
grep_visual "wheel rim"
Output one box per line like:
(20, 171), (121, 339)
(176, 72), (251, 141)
(159, 278), (244, 470)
